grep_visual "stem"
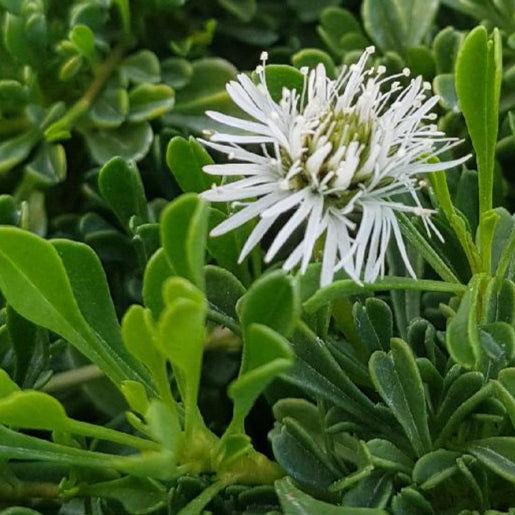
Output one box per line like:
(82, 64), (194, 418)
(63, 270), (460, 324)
(0, 481), (60, 501)
(43, 364), (104, 393)
(304, 276), (466, 313)
(428, 172), (482, 274)
(496, 225), (515, 279)
(45, 43), (130, 141)
(207, 306), (241, 336)
(396, 211), (463, 283)
(70, 419), (160, 451)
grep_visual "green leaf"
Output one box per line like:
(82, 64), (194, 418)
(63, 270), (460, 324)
(7, 307), (49, 388)
(412, 449), (461, 490)
(292, 49), (336, 79)
(166, 136), (217, 194)
(367, 439), (414, 475)
(276, 477), (388, 515)
(287, 0), (340, 23)
(70, 24), (96, 60)
(122, 305), (162, 379)
(156, 279), (206, 433)
(217, 0), (256, 21)
(0, 229), (150, 388)
(98, 157), (149, 229)
(238, 270), (299, 337)
(433, 74), (458, 111)
(468, 437), (515, 484)
(0, 425), (173, 479)
(433, 27), (464, 74)
(370, 338), (432, 457)
(83, 122), (153, 165)
(228, 323), (293, 432)
(89, 87), (129, 129)
(207, 208), (251, 284)
(143, 248), (174, 319)
(455, 26), (502, 232)
(161, 193), (209, 289)
(0, 370), (20, 398)
(205, 265), (245, 319)
(80, 477), (167, 515)
(0, 390), (69, 431)
(363, 0), (438, 54)
(391, 487), (433, 515)
(53, 238), (152, 389)
(434, 371), (486, 444)
(263, 65), (305, 103)
(317, 7), (368, 57)
(128, 84), (175, 122)
(0, 129), (40, 175)
(446, 275), (483, 368)
(121, 50), (161, 84)
(24, 143), (67, 188)
(167, 58), (238, 133)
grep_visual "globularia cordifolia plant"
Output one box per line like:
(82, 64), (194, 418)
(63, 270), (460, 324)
(1, 1), (515, 515)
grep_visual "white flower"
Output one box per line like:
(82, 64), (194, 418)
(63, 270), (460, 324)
(200, 47), (470, 286)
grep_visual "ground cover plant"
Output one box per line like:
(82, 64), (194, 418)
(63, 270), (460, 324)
(2, 0), (515, 514)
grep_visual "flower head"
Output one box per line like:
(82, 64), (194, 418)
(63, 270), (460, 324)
(200, 47), (469, 285)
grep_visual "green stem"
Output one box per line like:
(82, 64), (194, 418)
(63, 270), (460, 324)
(43, 364), (104, 393)
(396, 211), (463, 283)
(0, 481), (60, 501)
(207, 306), (241, 336)
(69, 419), (160, 451)
(428, 172), (482, 274)
(304, 276), (466, 313)
(45, 42), (130, 141)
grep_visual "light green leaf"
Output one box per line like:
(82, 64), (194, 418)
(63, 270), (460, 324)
(156, 285), (206, 433)
(455, 26), (502, 231)
(142, 248), (174, 319)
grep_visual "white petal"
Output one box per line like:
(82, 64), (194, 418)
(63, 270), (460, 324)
(209, 192), (286, 235)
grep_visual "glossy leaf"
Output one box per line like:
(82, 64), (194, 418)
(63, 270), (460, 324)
(238, 270), (299, 337)
(161, 193), (209, 289)
(166, 135), (216, 194)
(98, 157), (149, 229)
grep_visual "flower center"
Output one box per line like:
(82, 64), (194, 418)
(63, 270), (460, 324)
(282, 106), (376, 204)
